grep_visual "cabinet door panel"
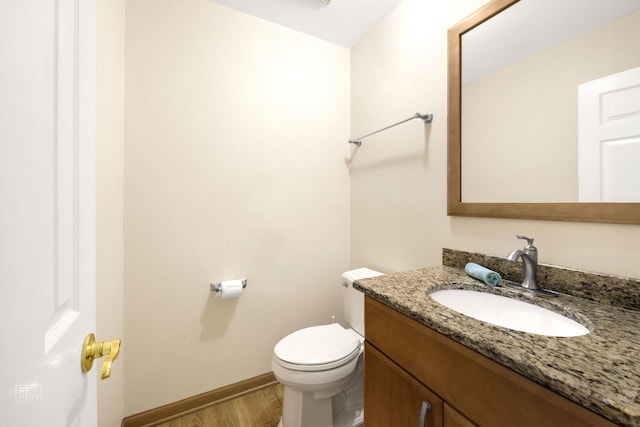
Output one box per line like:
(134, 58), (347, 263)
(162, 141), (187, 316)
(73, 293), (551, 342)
(365, 342), (443, 427)
(444, 403), (476, 427)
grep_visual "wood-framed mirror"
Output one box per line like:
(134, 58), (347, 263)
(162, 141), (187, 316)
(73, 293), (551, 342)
(447, 0), (640, 224)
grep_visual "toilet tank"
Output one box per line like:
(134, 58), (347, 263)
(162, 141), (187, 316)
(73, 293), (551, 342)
(342, 268), (384, 336)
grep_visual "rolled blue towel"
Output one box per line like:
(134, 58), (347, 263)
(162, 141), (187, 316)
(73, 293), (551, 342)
(464, 262), (502, 286)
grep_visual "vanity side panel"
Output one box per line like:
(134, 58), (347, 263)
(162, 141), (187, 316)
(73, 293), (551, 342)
(364, 297), (616, 427)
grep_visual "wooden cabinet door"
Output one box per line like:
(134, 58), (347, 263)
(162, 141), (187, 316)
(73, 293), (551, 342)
(444, 403), (477, 427)
(364, 342), (443, 427)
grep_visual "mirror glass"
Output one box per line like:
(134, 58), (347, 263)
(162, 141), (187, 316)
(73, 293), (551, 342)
(460, 0), (640, 203)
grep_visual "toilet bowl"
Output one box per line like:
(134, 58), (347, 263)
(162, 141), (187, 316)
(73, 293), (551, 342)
(272, 268), (383, 427)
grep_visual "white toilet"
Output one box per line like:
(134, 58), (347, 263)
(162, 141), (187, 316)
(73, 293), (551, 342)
(272, 268), (384, 427)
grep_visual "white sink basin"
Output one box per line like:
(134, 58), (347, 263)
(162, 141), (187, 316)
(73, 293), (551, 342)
(430, 289), (589, 337)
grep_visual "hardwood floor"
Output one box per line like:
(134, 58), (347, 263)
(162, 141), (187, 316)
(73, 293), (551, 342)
(156, 383), (284, 427)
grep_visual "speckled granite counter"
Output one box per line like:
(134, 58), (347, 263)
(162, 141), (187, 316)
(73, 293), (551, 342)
(354, 260), (640, 426)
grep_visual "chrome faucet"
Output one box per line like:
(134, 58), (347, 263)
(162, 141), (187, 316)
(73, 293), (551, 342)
(506, 235), (557, 297)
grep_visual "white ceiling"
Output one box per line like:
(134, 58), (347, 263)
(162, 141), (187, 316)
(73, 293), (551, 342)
(208, 0), (404, 47)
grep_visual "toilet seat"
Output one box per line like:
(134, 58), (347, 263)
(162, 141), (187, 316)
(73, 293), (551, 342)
(274, 324), (361, 372)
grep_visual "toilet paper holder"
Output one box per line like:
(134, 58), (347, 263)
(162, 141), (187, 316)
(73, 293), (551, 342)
(210, 278), (247, 293)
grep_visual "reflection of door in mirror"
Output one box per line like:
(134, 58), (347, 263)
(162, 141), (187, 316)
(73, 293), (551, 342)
(461, 0), (640, 203)
(578, 66), (640, 202)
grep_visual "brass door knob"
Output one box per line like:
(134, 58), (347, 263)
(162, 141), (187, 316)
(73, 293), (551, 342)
(81, 333), (121, 380)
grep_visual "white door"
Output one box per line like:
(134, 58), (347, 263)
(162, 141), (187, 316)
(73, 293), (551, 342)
(578, 66), (640, 201)
(1, 0), (101, 426)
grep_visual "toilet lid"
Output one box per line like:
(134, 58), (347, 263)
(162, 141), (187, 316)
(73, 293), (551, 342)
(274, 324), (361, 369)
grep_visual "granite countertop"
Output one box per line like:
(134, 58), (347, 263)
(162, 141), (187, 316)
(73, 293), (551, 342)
(354, 265), (640, 426)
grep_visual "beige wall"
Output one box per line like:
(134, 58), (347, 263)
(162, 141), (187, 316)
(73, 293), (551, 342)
(96, 0), (125, 425)
(351, 0), (640, 280)
(124, 0), (350, 415)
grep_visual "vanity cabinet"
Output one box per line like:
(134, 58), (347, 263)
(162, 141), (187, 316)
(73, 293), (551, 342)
(364, 296), (616, 427)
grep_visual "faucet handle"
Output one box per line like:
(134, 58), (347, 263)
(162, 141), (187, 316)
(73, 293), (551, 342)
(516, 235), (537, 263)
(516, 235), (535, 247)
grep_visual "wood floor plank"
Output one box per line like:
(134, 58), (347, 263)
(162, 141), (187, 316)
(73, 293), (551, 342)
(157, 384), (283, 427)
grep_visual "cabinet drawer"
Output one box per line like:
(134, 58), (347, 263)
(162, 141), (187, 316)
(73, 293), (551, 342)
(365, 297), (615, 427)
(365, 342), (443, 427)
